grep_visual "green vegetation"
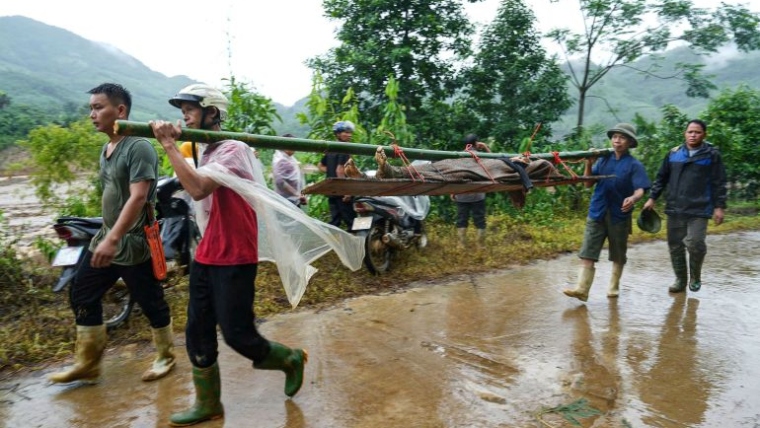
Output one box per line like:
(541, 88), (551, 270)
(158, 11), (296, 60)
(547, 0), (760, 129)
(535, 398), (602, 427)
(462, 0), (571, 146)
(307, 0), (572, 150)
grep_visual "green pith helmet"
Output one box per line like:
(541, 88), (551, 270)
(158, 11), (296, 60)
(638, 209), (662, 234)
(607, 123), (638, 148)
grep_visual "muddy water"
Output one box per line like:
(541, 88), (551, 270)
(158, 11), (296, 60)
(2, 232), (760, 427)
(0, 176), (86, 254)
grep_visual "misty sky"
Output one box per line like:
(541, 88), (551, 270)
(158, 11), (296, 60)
(0, 0), (738, 106)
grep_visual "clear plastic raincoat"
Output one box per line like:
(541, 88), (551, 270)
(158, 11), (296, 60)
(194, 140), (365, 308)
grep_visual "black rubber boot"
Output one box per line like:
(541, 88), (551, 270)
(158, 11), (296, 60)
(668, 250), (688, 293)
(689, 252), (705, 292)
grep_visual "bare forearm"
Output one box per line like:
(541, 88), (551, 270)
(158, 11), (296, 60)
(163, 142), (217, 200)
(151, 120), (219, 201)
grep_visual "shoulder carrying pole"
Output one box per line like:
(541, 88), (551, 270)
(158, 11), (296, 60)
(115, 120), (612, 161)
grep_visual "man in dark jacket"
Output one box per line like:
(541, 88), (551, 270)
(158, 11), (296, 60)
(318, 121), (357, 230)
(643, 119), (727, 293)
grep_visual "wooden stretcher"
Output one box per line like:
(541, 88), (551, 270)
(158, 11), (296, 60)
(303, 175), (606, 197)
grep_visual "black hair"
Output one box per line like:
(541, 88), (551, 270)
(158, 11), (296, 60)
(281, 133), (296, 138)
(464, 133), (478, 145)
(687, 119), (707, 133)
(88, 83), (132, 117)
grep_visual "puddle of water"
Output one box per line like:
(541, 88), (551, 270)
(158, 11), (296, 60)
(2, 232), (760, 427)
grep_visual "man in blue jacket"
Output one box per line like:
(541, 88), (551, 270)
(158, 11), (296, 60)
(643, 119), (727, 293)
(564, 123), (651, 302)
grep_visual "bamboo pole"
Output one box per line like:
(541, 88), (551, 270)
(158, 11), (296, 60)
(115, 120), (612, 161)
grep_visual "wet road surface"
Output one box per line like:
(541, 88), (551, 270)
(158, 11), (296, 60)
(2, 232), (760, 427)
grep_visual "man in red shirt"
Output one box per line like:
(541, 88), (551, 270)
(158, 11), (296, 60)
(151, 84), (307, 426)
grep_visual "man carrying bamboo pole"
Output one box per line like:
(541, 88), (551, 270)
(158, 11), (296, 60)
(150, 84), (364, 426)
(319, 121), (357, 230)
(451, 134), (491, 248)
(563, 123), (651, 302)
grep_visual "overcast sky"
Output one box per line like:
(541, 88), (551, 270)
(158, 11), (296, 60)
(0, 0), (737, 106)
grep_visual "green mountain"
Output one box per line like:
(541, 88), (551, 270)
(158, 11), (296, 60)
(2, 15), (760, 141)
(0, 15), (198, 121)
(554, 47), (760, 137)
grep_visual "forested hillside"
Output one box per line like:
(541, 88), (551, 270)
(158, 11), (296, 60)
(2, 15), (760, 146)
(553, 47), (760, 137)
(0, 16), (201, 121)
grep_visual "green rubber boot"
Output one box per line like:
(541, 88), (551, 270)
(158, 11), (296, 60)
(169, 362), (224, 427)
(668, 250), (688, 293)
(254, 341), (308, 397)
(689, 252), (705, 292)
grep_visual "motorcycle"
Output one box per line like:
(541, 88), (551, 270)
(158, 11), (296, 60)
(351, 193), (430, 275)
(154, 176), (200, 275)
(50, 176), (200, 330)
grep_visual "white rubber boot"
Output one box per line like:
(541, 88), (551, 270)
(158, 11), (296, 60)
(142, 321), (176, 381)
(563, 266), (595, 302)
(476, 229), (486, 249)
(48, 324), (107, 384)
(457, 228), (467, 247)
(607, 262), (624, 298)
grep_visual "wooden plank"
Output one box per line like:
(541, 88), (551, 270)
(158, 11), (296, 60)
(303, 176), (604, 197)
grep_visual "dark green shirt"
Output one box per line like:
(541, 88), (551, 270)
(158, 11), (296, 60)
(90, 136), (158, 265)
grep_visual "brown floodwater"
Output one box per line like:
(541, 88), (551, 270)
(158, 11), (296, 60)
(2, 231), (760, 428)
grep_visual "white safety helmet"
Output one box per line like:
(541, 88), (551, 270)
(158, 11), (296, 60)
(332, 120), (356, 133)
(169, 83), (228, 122)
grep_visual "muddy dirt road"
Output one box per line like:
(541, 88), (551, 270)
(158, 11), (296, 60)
(2, 231), (759, 427)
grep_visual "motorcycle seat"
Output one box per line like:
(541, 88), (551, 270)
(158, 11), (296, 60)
(56, 216), (104, 227)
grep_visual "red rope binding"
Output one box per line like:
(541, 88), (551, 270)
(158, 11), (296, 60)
(392, 144), (424, 182)
(523, 122), (542, 158)
(551, 151), (579, 180)
(465, 144), (496, 183)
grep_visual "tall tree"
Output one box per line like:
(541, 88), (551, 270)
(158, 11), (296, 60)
(462, 0), (571, 148)
(546, 0), (760, 129)
(0, 92), (10, 110)
(20, 117), (104, 214)
(308, 0), (482, 129)
(702, 85), (760, 199)
(223, 76), (281, 136)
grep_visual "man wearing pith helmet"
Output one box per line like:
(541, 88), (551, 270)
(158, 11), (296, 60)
(564, 123), (651, 302)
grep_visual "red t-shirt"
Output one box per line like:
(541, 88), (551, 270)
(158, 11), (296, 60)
(195, 186), (258, 265)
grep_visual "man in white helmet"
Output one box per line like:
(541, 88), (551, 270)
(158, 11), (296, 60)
(151, 84), (306, 426)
